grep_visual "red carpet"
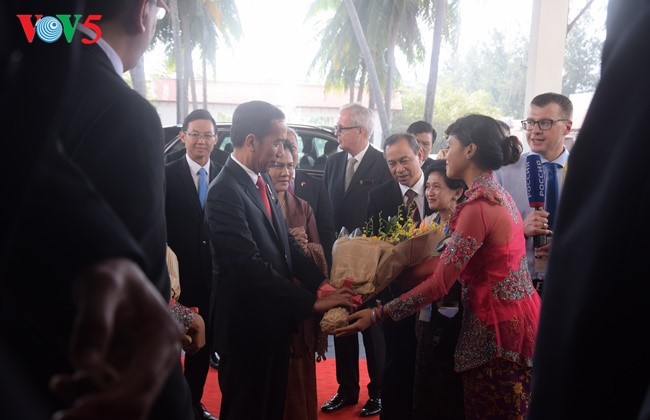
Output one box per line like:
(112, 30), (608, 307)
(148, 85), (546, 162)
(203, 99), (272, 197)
(196, 357), (371, 419)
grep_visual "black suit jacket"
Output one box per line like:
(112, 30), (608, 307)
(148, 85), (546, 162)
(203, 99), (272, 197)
(165, 157), (222, 311)
(0, 25), (157, 417)
(323, 146), (392, 233)
(166, 146), (229, 167)
(367, 179), (432, 298)
(294, 170), (336, 268)
(2, 41), (191, 419)
(205, 157), (326, 355)
(58, 43), (169, 295)
(421, 157), (435, 172)
(366, 178), (432, 236)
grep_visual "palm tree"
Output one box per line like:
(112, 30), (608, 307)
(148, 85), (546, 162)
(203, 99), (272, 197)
(309, 0), (424, 133)
(420, 0), (459, 123)
(344, 0), (389, 133)
(155, 0), (241, 123)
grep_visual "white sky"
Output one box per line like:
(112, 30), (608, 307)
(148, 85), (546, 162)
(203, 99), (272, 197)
(145, 0), (607, 89)
(147, 0), (541, 84)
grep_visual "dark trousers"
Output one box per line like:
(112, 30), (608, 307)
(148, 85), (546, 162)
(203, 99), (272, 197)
(180, 296), (211, 406)
(150, 361), (195, 420)
(183, 344), (210, 405)
(380, 313), (417, 420)
(333, 320), (385, 400)
(218, 351), (290, 420)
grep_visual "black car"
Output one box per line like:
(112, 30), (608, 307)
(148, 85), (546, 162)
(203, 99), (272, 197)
(163, 123), (339, 178)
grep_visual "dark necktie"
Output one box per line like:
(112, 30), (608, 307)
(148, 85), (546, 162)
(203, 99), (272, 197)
(405, 189), (421, 224)
(198, 168), (208, 209)
(256, 176), (272, 218)
(344, 157), (357, 191)
(544, 162), (559, 229)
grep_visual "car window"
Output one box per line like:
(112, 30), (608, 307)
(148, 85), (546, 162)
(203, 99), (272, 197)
(219, 135), (232, 152)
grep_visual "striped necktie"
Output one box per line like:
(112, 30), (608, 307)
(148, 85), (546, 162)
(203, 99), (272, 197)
(405, 189), (421, 224)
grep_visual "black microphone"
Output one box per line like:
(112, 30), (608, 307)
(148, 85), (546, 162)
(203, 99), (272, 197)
(526, 154), (547, 248)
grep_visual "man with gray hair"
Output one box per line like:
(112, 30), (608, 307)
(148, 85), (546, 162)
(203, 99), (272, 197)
(322, 103), (392, 417)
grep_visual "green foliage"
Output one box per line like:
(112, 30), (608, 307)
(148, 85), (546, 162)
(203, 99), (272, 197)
(563, 3), (605, 94)
(391, 82), (502, 153)
(362, 206), (418, 245)
(443, 30), (528, 118)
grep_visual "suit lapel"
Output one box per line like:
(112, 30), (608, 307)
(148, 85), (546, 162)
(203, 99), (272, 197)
(389, 181), (409, 220)
(262, 173), (292, 262)
(345, 147), (377, 197)
(225, 159), (282, 241)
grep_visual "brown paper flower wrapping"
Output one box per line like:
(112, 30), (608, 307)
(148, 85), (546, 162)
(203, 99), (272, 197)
(320, 226), (445, 334)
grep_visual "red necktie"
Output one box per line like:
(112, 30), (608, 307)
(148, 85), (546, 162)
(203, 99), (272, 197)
(256, 176), (272, 218)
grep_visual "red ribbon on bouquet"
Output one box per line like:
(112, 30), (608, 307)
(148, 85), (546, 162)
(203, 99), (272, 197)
(317, 278), (363, 306)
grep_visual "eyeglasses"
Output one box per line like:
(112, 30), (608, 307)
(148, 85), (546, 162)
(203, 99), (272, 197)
(186, 131), (216, 141)
(270, 162), (295, 171)
(334, 125), (360, 135)
(521, 119), (569, 131)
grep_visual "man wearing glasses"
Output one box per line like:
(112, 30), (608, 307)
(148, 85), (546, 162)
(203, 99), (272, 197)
(166, 109), (221, 420)
(495, 92), (573, 294)
(322, 102), (391, 417)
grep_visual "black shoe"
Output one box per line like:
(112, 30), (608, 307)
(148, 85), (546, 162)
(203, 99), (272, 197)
(209, 352), (220, 370)
(320, 393), (358, 413)
(193, 403), (218, 420)
(359, 398), (382, 417)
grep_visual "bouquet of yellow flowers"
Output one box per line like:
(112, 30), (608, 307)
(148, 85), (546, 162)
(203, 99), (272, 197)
(319, 209), (446, 334)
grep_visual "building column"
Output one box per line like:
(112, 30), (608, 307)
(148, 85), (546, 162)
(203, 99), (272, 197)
(524, 0), (571, 116)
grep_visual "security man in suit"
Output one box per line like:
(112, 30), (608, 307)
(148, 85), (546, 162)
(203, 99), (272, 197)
(321, 103), (392, 417)
(1, 0), (194, 418)
(165, 109), (221, 420)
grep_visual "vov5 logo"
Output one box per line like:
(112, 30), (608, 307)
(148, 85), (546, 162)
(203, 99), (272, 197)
(17, 14), (102, 44)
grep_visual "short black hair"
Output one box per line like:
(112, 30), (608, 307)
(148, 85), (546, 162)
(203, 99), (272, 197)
(445, 114), (522, 170)
(324, 141), (338, 155)
(383, 133), (419, 155)
(407, 120), (437, 140)
(182, 109), (216, 132)
(231, 101), (285, 148)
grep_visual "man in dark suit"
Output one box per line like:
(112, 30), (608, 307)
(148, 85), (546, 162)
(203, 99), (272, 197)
(407, 120), (437, 171)
(1, 0), (194, 419)
(367, 133), (430, 420)
(166, 140), (229, 166)
(322, 103), (392, 417)
(204, 100), (354, 419)
(528, 1), (650, 418)
(165, 109), (221, 420)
